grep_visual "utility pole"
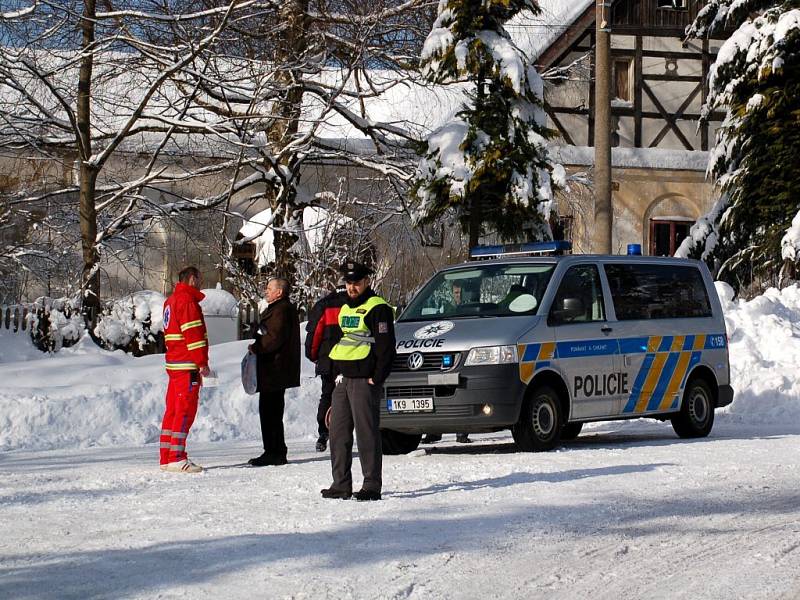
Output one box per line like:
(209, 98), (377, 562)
(594, 0), (613, 253)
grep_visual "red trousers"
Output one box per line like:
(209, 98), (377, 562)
(160, 370), (200, 465)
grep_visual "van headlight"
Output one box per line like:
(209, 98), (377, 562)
(464, 345), (518, 366)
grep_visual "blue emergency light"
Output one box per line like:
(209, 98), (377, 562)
(469, 240), (572, 260)
(627, 244), (642, 256)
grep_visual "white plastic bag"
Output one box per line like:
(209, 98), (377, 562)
(203, 368), (219, 388)
(241, 351), (258, 394)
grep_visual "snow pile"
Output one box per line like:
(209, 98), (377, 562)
(93, 291), (165, 350)
(201, 285), (238, 317)
(0, 330), (321, 452)
(718, 282), (800, 423)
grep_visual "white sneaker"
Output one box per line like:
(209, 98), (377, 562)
(163, 459), (203, 473)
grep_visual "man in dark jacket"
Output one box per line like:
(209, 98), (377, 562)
(304, 284), (347, 452)
(248, 277), (300, 466)
(321, 260), (396, 501)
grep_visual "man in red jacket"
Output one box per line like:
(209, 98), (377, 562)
(160, 266), (211, 473)
(304, 284), (347, 452)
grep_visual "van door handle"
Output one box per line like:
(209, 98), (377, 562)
(601, 325), (613, 334)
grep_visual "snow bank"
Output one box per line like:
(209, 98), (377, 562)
(3, 284), (800, 451)
(0, 330), (321, 452)
(718, 283), (800, 423)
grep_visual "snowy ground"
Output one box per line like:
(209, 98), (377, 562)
(2, 424), (799, 599)
(2, 284), (800, 598)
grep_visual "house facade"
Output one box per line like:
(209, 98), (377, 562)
(531, 0), (727, 255)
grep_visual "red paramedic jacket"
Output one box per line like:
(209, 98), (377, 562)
(163, 282), (209, 372)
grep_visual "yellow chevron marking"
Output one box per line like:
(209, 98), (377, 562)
(693, 334), (706, 351)
(519, 362), (534, 384)
(671, 336), (685, 352)
(635, 352), (668, 413)
(659, 351), (692, 411)
(517, 344), (526, 360)
(538, 342), (556, 360)
(647, 336), (662, 353)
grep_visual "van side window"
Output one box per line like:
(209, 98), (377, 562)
(549, 265), (606, 325)
(604, 263), (712, 320)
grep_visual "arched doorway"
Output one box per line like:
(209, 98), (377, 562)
(643, 193), (700, 256)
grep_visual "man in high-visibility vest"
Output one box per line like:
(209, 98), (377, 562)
(321, 260), (396, 501)
(160, 266), (211, 473)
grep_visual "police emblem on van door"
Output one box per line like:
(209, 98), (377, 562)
(407, 352), (424, 370)
(413, 321), (454, 340)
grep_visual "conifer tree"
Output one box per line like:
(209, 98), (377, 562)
(412, 0), (558, 247)
(680, 1), (800, 289)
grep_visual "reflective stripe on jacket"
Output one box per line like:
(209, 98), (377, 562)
(329, 296), (388, 362)
(163, 282), (209, 372)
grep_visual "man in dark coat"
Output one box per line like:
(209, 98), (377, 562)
(248, 277), (300, 466)
(304, 284), (347, 452)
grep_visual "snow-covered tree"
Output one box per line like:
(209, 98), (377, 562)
(411, 0), (558, 247)
(680, 1), (800, 289)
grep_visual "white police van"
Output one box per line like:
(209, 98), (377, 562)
(379, 242), (733, 454)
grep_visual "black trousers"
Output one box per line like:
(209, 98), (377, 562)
(329, 377), (382, 493)
(259, 389), (287, 458)
(317, 374), (335, 437)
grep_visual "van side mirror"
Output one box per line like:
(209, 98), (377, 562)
(549, 297), (585, 325)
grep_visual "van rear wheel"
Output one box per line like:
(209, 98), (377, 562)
(671, 377), (715, 438)
(380, 429), (422, 455)
(512, 385), (563, 452)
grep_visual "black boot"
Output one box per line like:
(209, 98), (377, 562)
(421, 434), (442, 444)
(456, 433), (472, 444)
(321, 487), (352, 499)
(354, 489), (381, 502)
(249, 453), (287, 467)
(315, 434), (329, 452)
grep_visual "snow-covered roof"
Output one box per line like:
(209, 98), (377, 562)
(509, 1), (594, 61)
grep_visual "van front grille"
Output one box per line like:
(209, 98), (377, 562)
(392, 352), (461, 372)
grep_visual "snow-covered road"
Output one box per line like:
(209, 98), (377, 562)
(2, 421), (799, 600)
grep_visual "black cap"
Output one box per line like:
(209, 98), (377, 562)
(339, 260), (373, 282)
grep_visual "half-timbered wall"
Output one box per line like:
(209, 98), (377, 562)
(541, 0), (725, 152)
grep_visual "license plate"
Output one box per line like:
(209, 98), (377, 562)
(387, 397), (434, 413)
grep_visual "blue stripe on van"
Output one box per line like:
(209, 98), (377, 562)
(658, 336), (674, 352)
(555, 339), (618, 358)
(623, 353), (656, 413)
(522, 344), (540, 362)
(647, 351), (680, 411)
(618, 337), (650, 354)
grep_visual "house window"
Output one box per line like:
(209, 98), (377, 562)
(649, 219), (692, 256)
(657, 0), (687, 10)
(553, 215), (573, 243)
(613, 59), (632, 102)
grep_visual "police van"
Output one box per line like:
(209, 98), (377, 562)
(379, 242), (733, 454)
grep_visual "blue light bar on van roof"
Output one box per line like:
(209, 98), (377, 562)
(469, 240), (572, 260)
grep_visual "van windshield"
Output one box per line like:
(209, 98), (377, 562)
(399, 263), (556, 321)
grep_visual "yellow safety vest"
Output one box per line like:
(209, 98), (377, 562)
(329, 296), (389, 362)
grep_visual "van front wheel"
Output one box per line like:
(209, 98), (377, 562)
(380, 429), (422, 455)
(561, 422), (584, 440)
(671, 377), (715, 438)
(512, 385), (563, 452)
